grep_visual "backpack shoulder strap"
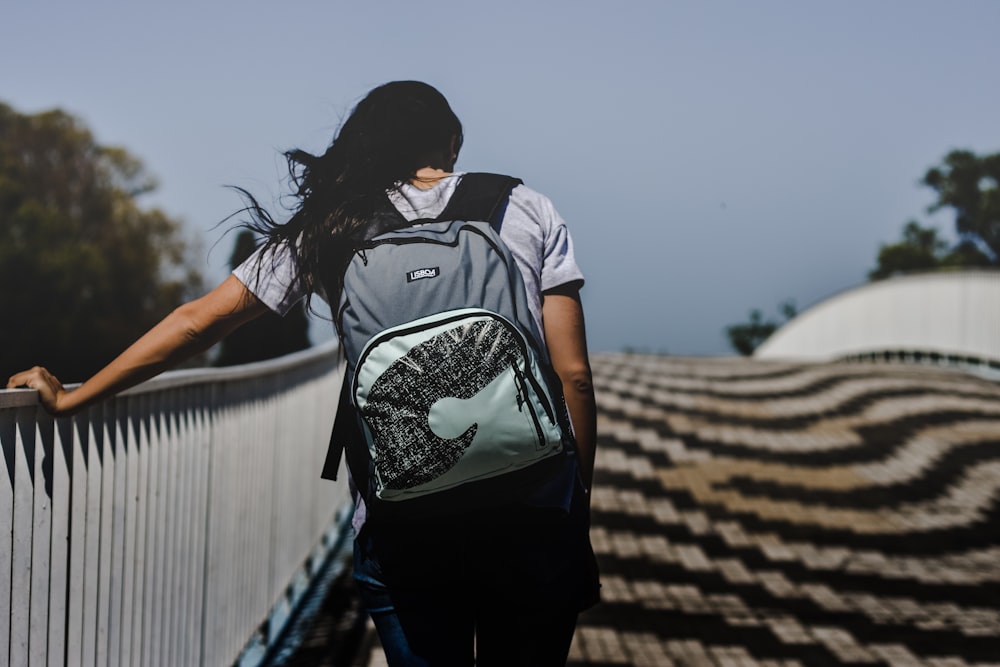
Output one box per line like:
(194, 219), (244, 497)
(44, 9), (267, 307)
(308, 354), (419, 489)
(361, 198), (411, 241)
(434, 173), (523, 230)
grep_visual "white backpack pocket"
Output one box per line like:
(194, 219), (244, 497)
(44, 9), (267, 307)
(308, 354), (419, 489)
(354, 308), (564, 502)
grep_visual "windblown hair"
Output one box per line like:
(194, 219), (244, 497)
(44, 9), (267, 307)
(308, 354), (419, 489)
(237, 81), (463, 312)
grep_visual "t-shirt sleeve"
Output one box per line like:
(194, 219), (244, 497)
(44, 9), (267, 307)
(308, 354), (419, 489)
(231, 241), (307, 316)
(533, 191), (585, 293)
(541, 218), (585, 293)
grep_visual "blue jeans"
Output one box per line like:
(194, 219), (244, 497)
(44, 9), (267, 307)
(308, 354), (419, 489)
(353, 490), (598, 666)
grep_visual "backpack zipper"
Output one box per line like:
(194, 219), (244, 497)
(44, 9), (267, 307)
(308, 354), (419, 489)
(518, 362), (556, 425)
(512, 364), (546, 448)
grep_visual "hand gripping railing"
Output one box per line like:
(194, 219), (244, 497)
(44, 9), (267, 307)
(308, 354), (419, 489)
(0, 340), (351, 667)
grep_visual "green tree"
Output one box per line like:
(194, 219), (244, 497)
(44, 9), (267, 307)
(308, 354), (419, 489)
(940, 240), (992, 268)
(725, 300), (796, 356)
(869, 220), (948, 280)
(869, 220), (992, 280)
(213, 230), (310, 366)
(0, 102), (203, 382)
(870, 150), (999, 282)
(923, 149), (1000, 262)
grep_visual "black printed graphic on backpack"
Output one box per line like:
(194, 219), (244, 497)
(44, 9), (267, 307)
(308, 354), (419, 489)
(364, 320), (520, 490)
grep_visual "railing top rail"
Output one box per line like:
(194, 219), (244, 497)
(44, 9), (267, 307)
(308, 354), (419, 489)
(0, 338), (340, 410)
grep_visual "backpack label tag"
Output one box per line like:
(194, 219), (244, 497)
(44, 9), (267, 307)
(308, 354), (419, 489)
(407, 267), (440, 282)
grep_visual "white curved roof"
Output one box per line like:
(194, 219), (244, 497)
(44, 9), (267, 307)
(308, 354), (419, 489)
(755, 270), (1000, 363)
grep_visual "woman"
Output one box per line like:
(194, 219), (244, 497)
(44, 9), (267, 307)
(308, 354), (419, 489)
(8, 81), (597, 666)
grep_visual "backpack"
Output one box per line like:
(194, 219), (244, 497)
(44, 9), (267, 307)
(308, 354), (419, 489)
(320, 173), (573, 518)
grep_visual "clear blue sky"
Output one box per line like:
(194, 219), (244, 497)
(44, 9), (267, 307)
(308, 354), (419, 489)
(4, 1), (999, 354)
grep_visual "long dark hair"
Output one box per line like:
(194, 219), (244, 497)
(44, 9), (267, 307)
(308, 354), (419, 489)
(237, 81), (463, 310)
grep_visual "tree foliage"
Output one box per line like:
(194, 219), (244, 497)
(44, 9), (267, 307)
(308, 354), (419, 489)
(870, 220), (992, 280)
(725, 300), (796, 356)
(870, 220), (948, 280)
(923, 149), (1000, 261)
(870, 150), (998, 281)
(0, 102), (203, 382)
(213, 230), (310, 366)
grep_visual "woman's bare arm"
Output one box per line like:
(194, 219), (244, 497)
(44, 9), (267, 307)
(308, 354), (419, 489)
(7, 275), (269, 416)
(542, 286), (596, 493)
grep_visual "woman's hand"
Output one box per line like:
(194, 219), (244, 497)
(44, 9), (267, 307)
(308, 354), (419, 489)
(7, 366), (75, 415)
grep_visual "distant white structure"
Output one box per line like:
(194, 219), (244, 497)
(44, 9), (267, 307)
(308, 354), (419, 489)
(755, 270), (1000, 374)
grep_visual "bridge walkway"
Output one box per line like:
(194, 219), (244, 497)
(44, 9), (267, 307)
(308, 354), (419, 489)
(286, 354), (1000, 667)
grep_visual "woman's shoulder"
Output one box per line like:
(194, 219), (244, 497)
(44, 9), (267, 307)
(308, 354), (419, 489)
(506, 180), (564, 232)
(509, 180), (551, 206)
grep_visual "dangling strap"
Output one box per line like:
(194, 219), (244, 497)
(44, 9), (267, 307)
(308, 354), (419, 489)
(320, 369), (361, 481)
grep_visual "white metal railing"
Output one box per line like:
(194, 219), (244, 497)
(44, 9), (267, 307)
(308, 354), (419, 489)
(0, 340), (351, 667)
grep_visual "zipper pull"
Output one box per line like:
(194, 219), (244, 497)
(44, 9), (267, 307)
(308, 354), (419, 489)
(512, 368), (526, 410)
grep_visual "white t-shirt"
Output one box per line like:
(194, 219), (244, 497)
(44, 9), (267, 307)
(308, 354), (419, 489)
(232, 172), (584, 336)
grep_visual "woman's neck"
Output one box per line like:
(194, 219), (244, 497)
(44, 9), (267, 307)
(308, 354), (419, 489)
(410, 167), (452, 190)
